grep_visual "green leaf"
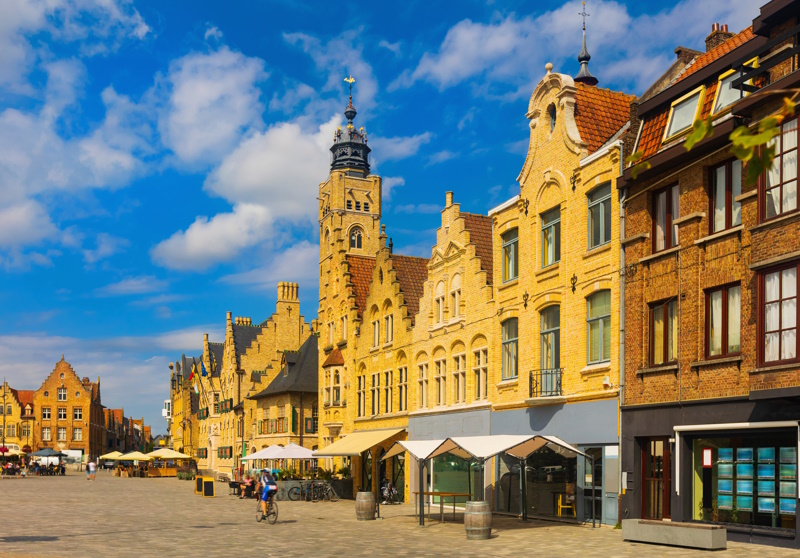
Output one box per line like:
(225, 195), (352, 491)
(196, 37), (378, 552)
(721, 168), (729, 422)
(630, 161), (651, 180)
(743, 144), (776, 186)
(684, 115), (714, 151)
(624, 150), (644, 165)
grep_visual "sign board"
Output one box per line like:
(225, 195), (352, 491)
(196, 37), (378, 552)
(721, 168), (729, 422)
(203, 477), (215, 498)
(703, 448), (713, 468)
(195, 476), (203, 494)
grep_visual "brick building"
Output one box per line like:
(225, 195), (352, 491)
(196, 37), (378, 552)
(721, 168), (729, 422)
(1, 382), (35, 453)
(33, 357), (104, 460)
(619, 0), (800, 547)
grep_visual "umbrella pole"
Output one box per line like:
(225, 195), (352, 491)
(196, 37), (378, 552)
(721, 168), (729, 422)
(418, 459), (425, 526)
(519, 457), (527, 521)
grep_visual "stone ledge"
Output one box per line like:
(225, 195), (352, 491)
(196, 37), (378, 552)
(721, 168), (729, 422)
(639, 245), (680, 264)
(749, 209), (800, 233)
(690, 355), (743, 368)
(636, 363), (678, 377)
(749, 362), (800, 375)
(693, 225), (742, 246)
(525, 395), (567, 407)
(621, 232), (649, 246)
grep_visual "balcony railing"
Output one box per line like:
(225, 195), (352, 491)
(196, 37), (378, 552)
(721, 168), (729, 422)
(732, 23), (800, 94)
(529, 368), (563, 398)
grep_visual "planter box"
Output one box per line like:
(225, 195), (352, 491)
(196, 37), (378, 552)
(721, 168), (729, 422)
(622, 519), (726, 550)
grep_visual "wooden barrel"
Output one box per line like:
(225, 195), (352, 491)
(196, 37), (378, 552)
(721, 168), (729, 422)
(464, 501), (492, 540)
(355, 491), (376, 521)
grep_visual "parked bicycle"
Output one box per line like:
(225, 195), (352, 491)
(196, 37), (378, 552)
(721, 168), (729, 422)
(287, 480), (340, 502)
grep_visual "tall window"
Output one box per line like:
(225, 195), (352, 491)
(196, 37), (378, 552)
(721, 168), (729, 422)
(21, 423), (30, 438)
(324, 371), (331, 404)
(653, 184), (680, 252)
(333, 370), (341, 404)
(502, 318), (518, 380)
(548, 103), (556, 132)
(763, 264), (798, 363)
(398, 367), (407, 411)
(312, 406), (319, 433)
(42, 407), (50, 420)
(58, 407), (67, 420)
(73, 428), (82, 441)
(434, 359), (447, 406)
(502, 229), (518, 282)
(371, 372), (380, 415)
(73, 408), (83, 420)
(711, 160), (742, 233)
(707, 284), (741, 358)
(541, 207), (561, 267)
(452, 354), (466, 403)
(541, 307), (560, 372)
(588, 184), (611, 249)
(358, 374), (366, 417)
(340, 316), (347, 341)
(473, 348), (488, 400)
(713, 70), (745, 114)
(587, 291), (611, 364)
(418, 363), (429, 409)
(651, 299), (678, 365)
(42, 427), (51, 441)
(355, 201), (361, 211)
(450, 275), (462, 318)
(57, 427), (66, 441)
(57, 388), (66, 401)
(346, 200), (352, 210)
(7, 424), (15, 437)
(214, 393), (220, 414)
(384, 371), (393, 414)
(384, 314), (393, 344)
(435, 282), (445, 323)
(372, 320), (380, 348)
(765, 117), (798, 220)
(327, 321), (335, 345)
(5, 405), (10, 416)
(350, 227), (363, 249)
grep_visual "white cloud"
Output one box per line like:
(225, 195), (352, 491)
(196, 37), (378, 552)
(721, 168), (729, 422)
(427, 150), (458, 165)
(370, 132), (433, 162)
(95, 275), (168, 297)
(0, 200), (58, 248)
(151, 204), (273, 271)
(82, 233), (129, 264)
(382, 176), (405, 201)
(220, 240), (320, 291)
(378, 40), (401, 55)
(204, 25), (223, 41)
(158, 46), (267, 166)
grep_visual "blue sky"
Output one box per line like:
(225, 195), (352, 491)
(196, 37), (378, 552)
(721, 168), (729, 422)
(0, 0), (758, 431)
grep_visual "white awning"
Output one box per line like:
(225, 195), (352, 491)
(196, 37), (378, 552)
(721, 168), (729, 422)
(271, 443), (315, 460)
(243, 445), (283, 461)
(313, 428), (405, 457)
(429, 435), (533, 460)
(381, 439), (446, 461)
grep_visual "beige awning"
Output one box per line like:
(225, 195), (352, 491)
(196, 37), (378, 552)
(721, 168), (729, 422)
(313, 428), (405, 457)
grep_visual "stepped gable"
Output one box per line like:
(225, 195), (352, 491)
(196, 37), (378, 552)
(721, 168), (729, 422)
(232, 323), (263, 356)
(462, 213), (493, 285)
(345, 255), (375, 318)
(574, 83), (636, 154)
(252, 335), (318, 398)
(391, 254), (428, 325)
(676, 27), (755, 83)
(208, 342), (224, 376)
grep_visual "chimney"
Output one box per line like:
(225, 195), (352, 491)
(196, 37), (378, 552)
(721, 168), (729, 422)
(277, 282), (299, 303)
(445, 191), (453, 207)
(706, 23), (735, 52)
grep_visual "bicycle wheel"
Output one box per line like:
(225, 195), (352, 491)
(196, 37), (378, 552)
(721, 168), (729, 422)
(327, 485), (340, 502)
(287, 486), (301, 501)
(267, 501), (278, 524)
(256, 499), (264, 522)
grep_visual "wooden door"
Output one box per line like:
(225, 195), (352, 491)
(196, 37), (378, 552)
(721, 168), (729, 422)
(641, 438), (670, 519)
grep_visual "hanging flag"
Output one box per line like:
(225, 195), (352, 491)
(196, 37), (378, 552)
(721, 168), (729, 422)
(188, 363), (195, 382)
(201, 361), (208, 376)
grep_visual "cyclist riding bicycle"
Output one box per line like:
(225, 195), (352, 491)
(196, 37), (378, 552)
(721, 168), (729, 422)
(259, 469), (278, 517)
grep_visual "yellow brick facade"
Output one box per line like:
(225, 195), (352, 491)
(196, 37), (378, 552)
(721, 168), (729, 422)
(1, 382), (32, 452)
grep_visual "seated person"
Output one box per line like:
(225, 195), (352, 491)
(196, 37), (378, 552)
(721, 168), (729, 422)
(240, 475), (254, 499)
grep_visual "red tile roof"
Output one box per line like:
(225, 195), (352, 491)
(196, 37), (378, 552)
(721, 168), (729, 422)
(391, 255), (429, 325)
(15, 389), (34, 411)
(574, 83), (635, 154)
(322, 348), (344, 368)
(677, 28), (755, 83)
(636, 106), (670, 158)
(345, 255), (375, 319)
(462, 213), (493, 285)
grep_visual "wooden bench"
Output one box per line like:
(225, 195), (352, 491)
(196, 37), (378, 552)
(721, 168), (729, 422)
(622, 519), (726, 550)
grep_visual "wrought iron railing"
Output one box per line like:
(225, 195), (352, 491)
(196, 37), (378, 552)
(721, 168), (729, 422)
(529, 368), (563, 398)
(732, 23), (800, 93)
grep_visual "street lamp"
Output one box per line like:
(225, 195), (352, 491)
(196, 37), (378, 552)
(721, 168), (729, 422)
(2, 381), (7, 468)
(235, 368), (245, 481)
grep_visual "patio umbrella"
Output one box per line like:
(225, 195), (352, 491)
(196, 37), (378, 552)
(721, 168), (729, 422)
(29, 448), (66, 458)
(118, 451), (153, 461)
(99, 451), (123, 460)
(146, 448), (191, 460)
(242, 445), (280, 461)
(271, 443), (315, 460)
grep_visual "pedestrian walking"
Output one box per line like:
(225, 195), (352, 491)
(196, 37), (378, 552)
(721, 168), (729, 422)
(88, 459), (97, 481)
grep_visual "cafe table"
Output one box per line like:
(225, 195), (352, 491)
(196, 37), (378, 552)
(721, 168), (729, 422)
(412, 491), (472, 523)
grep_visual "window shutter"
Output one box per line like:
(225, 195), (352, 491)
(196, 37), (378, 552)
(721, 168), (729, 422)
(305, 417), (312, 433)
(292, 407), (297, 434)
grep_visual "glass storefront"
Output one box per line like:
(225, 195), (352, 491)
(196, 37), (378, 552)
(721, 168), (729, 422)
(430, 454), (482, 504)
(692, 431), (797, 531)
(497, 446), (578, 518)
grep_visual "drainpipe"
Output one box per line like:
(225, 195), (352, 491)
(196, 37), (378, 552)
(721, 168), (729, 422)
(618, 145), (627, 522)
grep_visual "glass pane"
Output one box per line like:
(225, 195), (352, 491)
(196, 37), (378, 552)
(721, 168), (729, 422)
(671, 185), (680, 246)
(767, 151), (781, 188)
(603, 316), (611, 360)
(714, 73), (741, 113)
(588, 321), (600, 362)
(767, 186), (781, 218)
(542, 307), (560, 330)
(781, 329), (796, 360)
(588, 184), (610, 204)
(764, 333), (778, 361)
(667, 92), (700, 136)
(554, 220), (561, 262)
(668, 301), (678, 361)
(783, 299), (796, 329)
(589, 204), (601, 247)
(603, 199), (611, 243)
(784, 180), (797, 213)
(732, 160), (742, 226)
(766, 302), (780, 332)
(728, 286), (741, 353)
(783, 118), (798, 151)
(783, 268), (797, 298)
(713, 166), (726, 232)
(503, 318), (518, 341)
(588, 291), (611, 319)
(542, 227), (552, 267)
(655, 191), (666, 251)
(653, 307), (664, 365)
(766, 271), (781, 302)
(784, 150), (797, 181)
(709, 290), (722, 356)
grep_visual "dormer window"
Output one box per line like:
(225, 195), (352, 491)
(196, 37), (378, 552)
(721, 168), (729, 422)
(713, 70), (744, 114)
(664, 86), (704, 140)
(350, 227), (363, 249)
(548, 104), (556, 133)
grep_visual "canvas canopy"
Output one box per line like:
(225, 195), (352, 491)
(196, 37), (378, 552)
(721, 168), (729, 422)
(271, 443), (315, 460)
(99, 451), (123, 460)
(146, 448), (191, 460)
(381, 439), (446, 462)
(243, 445), (283, 461)
(312, 428), (404, 457)
(118, 451), (153, 461)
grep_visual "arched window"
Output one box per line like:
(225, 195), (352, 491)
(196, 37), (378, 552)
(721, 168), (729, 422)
(501, 318), (518, 380)
(350, 227), (363, 249)
(548, 103), (557, 132)
(450, 274), (462, 318)
(540, 306), (561, 396)
(435, 281), (446, 323)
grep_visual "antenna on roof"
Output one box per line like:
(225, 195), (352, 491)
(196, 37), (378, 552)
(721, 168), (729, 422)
(575, 1), (598, 86)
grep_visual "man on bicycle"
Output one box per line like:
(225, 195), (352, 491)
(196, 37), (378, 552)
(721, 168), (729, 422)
(259, 468), (278, 517)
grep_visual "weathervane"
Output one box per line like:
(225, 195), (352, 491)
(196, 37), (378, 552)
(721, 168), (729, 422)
(344, 75), (355, 99)
(580, 1), (589, 31)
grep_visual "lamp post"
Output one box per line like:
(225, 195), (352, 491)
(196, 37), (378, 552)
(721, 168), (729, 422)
(2, 381), (7, 468)
(235, 368), (245, 480)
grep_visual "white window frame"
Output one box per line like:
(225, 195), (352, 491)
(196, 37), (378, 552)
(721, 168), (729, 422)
(73, 407), (83, 421)
(57, 388), (67, 401)
(434, 358), (446, 406)
(372, 320), (380, 348)
(384, 370), (393, 414)
(473, 348), (488, 400)
(418, 363), (428, 409)
(398, 366), (407, 411)
(384, 314), (393, 344)
(452, 353), (466, 404)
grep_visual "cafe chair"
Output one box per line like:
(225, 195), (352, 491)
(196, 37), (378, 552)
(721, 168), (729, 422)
(557, 483), (576, 517)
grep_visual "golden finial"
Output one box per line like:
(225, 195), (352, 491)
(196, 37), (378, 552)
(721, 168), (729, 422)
(344, 75), (355, 97)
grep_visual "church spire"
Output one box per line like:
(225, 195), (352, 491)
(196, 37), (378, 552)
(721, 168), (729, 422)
(331, 75), (371, 176)
(574, 2), (598, 86)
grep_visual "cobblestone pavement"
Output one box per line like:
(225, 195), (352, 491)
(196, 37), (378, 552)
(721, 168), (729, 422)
(1, 472), (797, 557)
